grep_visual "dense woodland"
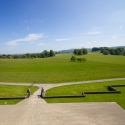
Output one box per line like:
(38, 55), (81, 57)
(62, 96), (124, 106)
(92, 47), (125, 56)
(0, 50), (55, 59)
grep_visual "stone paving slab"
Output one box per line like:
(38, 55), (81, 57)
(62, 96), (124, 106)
(0, 94), (125, 125)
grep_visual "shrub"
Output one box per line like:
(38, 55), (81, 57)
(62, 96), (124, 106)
(70, 56), (76, 61)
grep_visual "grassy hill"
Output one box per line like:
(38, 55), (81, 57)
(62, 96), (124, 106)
(0, 52), (125, 83)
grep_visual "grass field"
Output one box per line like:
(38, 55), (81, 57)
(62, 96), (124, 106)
(0, 85), (39, 104)
(45, 80), (125, 109)
(0, 52), (125, 83)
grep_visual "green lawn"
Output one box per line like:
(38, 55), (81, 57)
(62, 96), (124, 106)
(45, 80), (125, 109)
(0, 99), (24, 105)
(0, 53), (125, 83)
(0, 85), (39, 104)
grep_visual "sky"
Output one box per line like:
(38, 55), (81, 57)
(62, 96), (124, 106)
(0, 0), (125, 54)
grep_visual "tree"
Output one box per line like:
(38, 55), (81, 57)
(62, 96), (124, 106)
(25, 53), (30, 58)
(74, 48), (88, 55)
(77, 57), (87, 62)
(74, 49), (78, 55)
(115, 50), (122, 55)
(82, 48), (88, 54)
(92, 47), (99, 52)
(2, 54), (6, 58)
(41, 50), (48, 58)
(41, 53), (46, 58)
(70, 56), (76, 61)
(103, 50), (109, 55)
(110, 49), (115, 55)
(7, 55), (13, 59)
(123, 52), (125, 56)
(50, 50), (55, 57)
(115, 48), (124, 55)
(100, 47), (109, 53)
(0, 49), (56, 59)
(77, 58), (82, 62)
(21, 54), (27, 58)
(0, 54), (2, 58)
(100, 47), (125, 56)
(82, 58), (86, 62)
(33, 54), (37, 58)
(78, 49), (83, 55)
(101, 49), (104, 53)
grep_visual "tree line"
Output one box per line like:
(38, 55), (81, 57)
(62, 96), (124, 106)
(73, 48), (88, 55)
(92, 47), (125, 55)
(0, 50), (55, 59)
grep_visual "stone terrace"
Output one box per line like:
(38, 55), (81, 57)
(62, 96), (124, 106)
(0, 78), (125, 125)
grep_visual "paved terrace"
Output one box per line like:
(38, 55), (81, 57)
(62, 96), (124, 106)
(0, 78), (125, 125)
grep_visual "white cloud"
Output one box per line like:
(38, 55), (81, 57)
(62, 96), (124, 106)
(112, 9), (125, 22)
(86, 41), (97, 44)
(87, 42), (91, 44)
(6, 33), (44, 46)
(75, 44), (85, 48)
(120, 25), (123, 29)
(76, 41), (98, 48)
(29, 42), (34, 44)
(37, 43), (45, 46)
(56, 38), (73, 41)
(12, 32), (19, 37)
(93, 41), (96, 43)
(85, 31), (102, 35)
(12, 32), (15, 35)
(80, 44), (85, 46)
(113, 36), (117, 39)
(24, 20), (28, 23)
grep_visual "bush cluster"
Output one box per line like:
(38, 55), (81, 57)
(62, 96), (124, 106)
(70, 56), (86, 62)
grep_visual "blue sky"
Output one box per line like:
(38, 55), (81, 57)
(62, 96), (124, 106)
(0, 0), (125, 54)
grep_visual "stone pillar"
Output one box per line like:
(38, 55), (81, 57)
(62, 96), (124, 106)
(27, 88), (30, 97)
(41, 87), (45, 97)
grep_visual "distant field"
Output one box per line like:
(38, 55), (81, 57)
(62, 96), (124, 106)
(0, 52), (125, 83)
(45, 80), (125, 109)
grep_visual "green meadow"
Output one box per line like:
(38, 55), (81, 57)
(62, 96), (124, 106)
(45, 80), (125, 109)
(0, 52), (125, 83)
